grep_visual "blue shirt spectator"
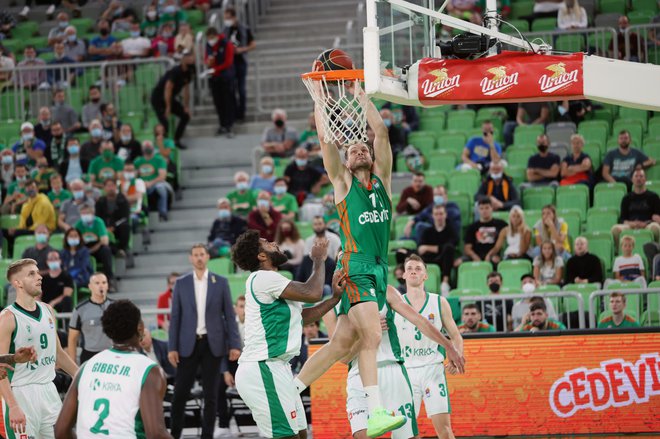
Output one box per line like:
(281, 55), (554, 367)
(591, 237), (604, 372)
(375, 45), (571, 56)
(12, 122), (47, 167)
(88, 20), (120, 61)
(461, 120), (502, 172)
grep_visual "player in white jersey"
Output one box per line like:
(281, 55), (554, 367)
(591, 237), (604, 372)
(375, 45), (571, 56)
(394, 255), (464, 439)
(0, 258), (79, 439)
(55, 299), (172, 439)
(231, 230), (344, 439)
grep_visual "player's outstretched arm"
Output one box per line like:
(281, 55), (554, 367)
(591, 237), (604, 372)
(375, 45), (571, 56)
(301, 270), (346, 325)
(280, 238), (328, 304)
(386, 286), (465, 373)
(54, 367), (81, 439)
(315, 105), (351, 193)
(362, 92), (392, 194)
(140, 366), (173, 439)
(439, 296), (465, 375)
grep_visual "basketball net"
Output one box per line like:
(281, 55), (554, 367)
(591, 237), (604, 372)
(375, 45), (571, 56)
(301, 70), (369, 147)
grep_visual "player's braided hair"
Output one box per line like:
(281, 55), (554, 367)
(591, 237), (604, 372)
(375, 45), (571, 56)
(101, 300), (142, 344)
(232, 230), (262, 272)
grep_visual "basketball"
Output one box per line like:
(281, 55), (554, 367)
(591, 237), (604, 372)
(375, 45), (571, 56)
(314, 49), (354, 72)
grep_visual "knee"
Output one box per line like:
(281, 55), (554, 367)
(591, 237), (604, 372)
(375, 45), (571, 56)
(357, 325), (382, 349)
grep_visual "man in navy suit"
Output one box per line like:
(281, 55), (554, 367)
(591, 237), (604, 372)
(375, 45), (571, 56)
(168, 243), (242, 439)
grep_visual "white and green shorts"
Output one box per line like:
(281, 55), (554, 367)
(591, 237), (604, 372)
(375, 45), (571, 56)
(407, 363), (451, 417)
(2, 382), (62, 439)
(235, 360), (307, 438)
(345, 362), (418, 439)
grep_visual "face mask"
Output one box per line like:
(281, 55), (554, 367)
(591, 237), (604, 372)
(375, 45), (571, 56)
(162, 31), (172, 38)
(1, 156), (12, 165)
(100, 29), (109, 36)
(124, 172), (135, 180)
(207, 38), (218, 46)
(41, 119), (51, 127)
(522, 283), (536, 294)
(35, 233), (48, 244)
(274, 119), (285, 128)
(261, 165), (273, 174)
(295, 158), (307, 167)
(273, 185), (286, 195)
(383, 119), (392, 128)
(224, 19), (235, 27)
(25, 56), (35, 61)
(59, 21), (69, 28)
(16, 175), (27, 182)
(91, 128), (103, 138)
(143, 147), (154, 156)
(490, 172), (503, 180)
(236, 182), (249, 191)
(81, 214), (94, 224)
(22, 133), (33, 142)
(120, 134), (132, 143)
(147, 10), (157, 19)
(537, 144), (548, 153)
(26, 189), (37, 197)
(164, 5), (176, 13)
(73, 190), (84, 200)
(433, 195), (444, 205)
(67, 237), (80, 247)
(257, 199), (269, 209)
(218, 209), (231, 220)
(68, 145), (80, 155)
(91, 97), (101, 103)
(67, 34), (77, 42)
(47, 261), (61, 271)
(102, 149), (114, 160)
(130, 30), (140, 38)
(488, 282), (501, 293)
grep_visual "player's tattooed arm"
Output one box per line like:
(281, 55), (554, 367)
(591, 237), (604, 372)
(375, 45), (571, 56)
(302, 270), (347, 325)
(0, 346), (37, 365)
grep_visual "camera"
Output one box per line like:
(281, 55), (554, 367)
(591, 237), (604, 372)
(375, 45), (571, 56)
(438, 34), (496, 59)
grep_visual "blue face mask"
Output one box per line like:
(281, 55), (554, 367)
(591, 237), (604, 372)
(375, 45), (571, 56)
(261, 165), (273, 174)
(67, 237), (80, 247)
(73, 190), (84, 200)
(164, 5), (176, 13)
(81, 214), (94, 224)
(22, 133), (34, 142)
(257, 199), (269, 209)
(91, 128), (103, 138)
(383, 119), (392, 128)
(59, 21), (69, 28)
(68, 145), (80, 155)
(67, 34), (77, 42)
(295, 159), (307, 167)
(273, 185), (286, 195)
(236, 182), (249, 191)
(1, 156), (12, 165)
(130, 30), (140, 38)
(35, 233), (48, 244)
(47, 261), (61, 271)
(218, 209), (231, 220)
(433, 195), (445, 205)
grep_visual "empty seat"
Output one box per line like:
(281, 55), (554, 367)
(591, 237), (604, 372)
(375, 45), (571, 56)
(593, 182), (627, 211)
(510, 1), (534, 18)
(557, 185), (589, 218)
(531, 17), (557, 31)
(408, 132), (436, 155)
(555, 34), (586, 52)
(448, 169), (481, 196)
(584, 231), (614, 274)
(419, 113), (446, 133)
(498, 259), (533, 289)
(436, 133), (467, 155)
(457, 261), (493, 293)
(427, 151), (457, 174)
(578, 120), (609, 147)
(586, 209), (619, 233)
(546, 122), (577, 146)
(594, 12), (621, 28)
(523, 186), (555, 210)
(505, 146), (535, 169)
(514, 124), (545, 147)
(562, 282), (600, 314)
(599, 0), (626, 14)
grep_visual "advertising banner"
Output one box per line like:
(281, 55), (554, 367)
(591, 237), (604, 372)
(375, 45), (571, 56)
(416, 51), (585, 105)
(310, 332), (660, 438)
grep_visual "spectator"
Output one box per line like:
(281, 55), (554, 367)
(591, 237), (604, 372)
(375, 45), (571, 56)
(41, 250), (74, 313)
(58, 178), (90, 231)
(174, 22), (194, 57)
(157, 272), (180, 330)
(275, 219), (305, 273)
(135, 140), (170, 221)
(115, 123), (142, 162)
(80, 120), (105, 171)
(491, 205), (532, 260)
(67, 272), (114, 364)
(81, 86), (104, 129)
(290, 321), (327, 374)
(227, 171), (256, 218)
(523, 134), (560, 188)
(560, 133), (591, 186)
(464, 198), (508, 263)
(303, 216), (342, 258)
(0, 43), (16, 92)
(382, 102), (419, 134)
(511, 282), (559, 330)
(17, 179), (56, 233)
(12, 122), (46, 167)
(417, 204), (459, 294)
(160, 0), (188, 31)
(516, 300), (566, 332)
(119, 160), (146, 230)
(610, 16), (641, 61)
(88, 19), (122, 62)
(380, 108), (406, 156)
(503, 102), (551, 146)
(250, 156), (276, 192)
(51, 89), (81, 134)
(481, 272), (513, 331)
(102, 0), (137, 32)
(151, 124), (179, 193)
(296, 235), (336, 298)
(47, 42), (77, 88)
(95, 178), (130, 255)
(34, 107), (54, 145)
(63, 26), (86, 62)
(141, 4), (161, 39)
(74, 204), (116, 291)
(533, 240), (564, 286)
(461, 120), (502, 173)
(150, 51), (194, 149)
(247, 190), (282, 241)
(299, 112), (321, 165)
(396, 172), (434, 215)
(611, 168), (660, 245)
(207, 197), (247, 258)
(205, 27), (235, 137)
(0, 10), (17, 40)
(47, 173), (72, 211)
(598, 292), (641, 328)
(602, 130), (655, 188)
(1, 163), (29, 215)
(48, 12), (70, 46)
(475, 160), (520, 216)
(61, 137), (84, 183)
(20, 224), (55, 272)
(557, 0), (587, 30)
(151, 21), (176, 57)
(99, 103), (121, 141)
(182, 0), (210, 12)
(556, 99), (592, 125)
(284, 147), (326, 201)
(140, 326), (175, 379)
(88, 141), (125, 188)
(45, 121), (67, 169)
(121, 21), (152, 58)
(31, 156), (56, 193)
(260, 108), (298, 158)
(565, 236), (604, 285)
(15, 46), (47, 90)
(61, 226), (93, 288)
(610, 235), (647, 288)
(403, 185), (461, 242)
(458, 304), (495, 333)
(271, 177), (298, 221)
(0, 148), (14, 190)
(532, 204), (570, 258)
(223, 7), (255, 122)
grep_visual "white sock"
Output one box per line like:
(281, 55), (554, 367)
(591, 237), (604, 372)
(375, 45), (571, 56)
(293, 376), (308, 394)
(364, 385), (381, 412)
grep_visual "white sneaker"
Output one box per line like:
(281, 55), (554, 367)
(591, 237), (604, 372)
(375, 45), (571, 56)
(19, 6), (29, 17)
(441, 281), (450, 296)
(213, 427), (231, 438)
(46, 4), (55, 16)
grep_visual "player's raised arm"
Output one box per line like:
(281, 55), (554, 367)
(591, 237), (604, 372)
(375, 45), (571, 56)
(54, 367), (81, 439)
(363, 93), (392, 194)
(386, 286), (465, 373)
(302, 269), (346, 325)
(139, 367), (173, 439)
(315, 104), (350, 191)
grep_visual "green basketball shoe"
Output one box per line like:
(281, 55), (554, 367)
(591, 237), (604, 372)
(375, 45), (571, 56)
(366, 407), (407, 438)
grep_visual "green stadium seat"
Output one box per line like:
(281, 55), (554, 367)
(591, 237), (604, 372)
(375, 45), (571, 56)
(13, 22), (38, 39)
(643, 140), (660, 159)
(0, 91), (26, 122)
(457, 261), (493, 293)
(435, 132), (467, 155)
(448, 169), (481, 196)
(523, 209), (542, 229)
(491, 211), (509, 223)
(501, 19), (529, 34)
(555, 34), (585, 52)
(447, 115), (475, 131)
(448, 191), (472, 225)
(476, 106), (508, 122)
(424, 170), (448, 187)
(522, 186), (555, 211)
(583, 142), (601, 170)
(558, 208), (582, 242)
(641, 310), (660, 327)
(632, 0), (659, 12)
(586, 209), (618, 233)
(50, 233), (64, 250)
(584, 231), (614, 274)
(392, 215), (413, 240)
(505, 146), (535, 169)
(427, 150), (457, 174)
(618, 107), (649, 128)
(420, 113), (447, 133)
(118, 85), (145, 116)
(0, 259), (11, 307)
(531, 17), (557, 31)
(448, 288), (485, 305)
(593, 182), (627, 212)
(599, 0), (626, 14)
(557, 185), (589, 219)
(613, 118), (644, 144)
(226, 273), (251, 302)
(537, 284), (562, 311)
(646, 165), (660, 181)
(510, 1), (534, 18)
(13, 235), (37, 259)
(499, 259), (532, 289)
(591, 108), (614, 126)
(408, 132), (436, 155)
(208, 257), (234, 275)
(70, 18), (94, 34)
(296, 222), (314, 239)
(422, 106), (451, 116)
(562, 282), (600, 314)
(425, 263), (441, 293)
(507, 166), (526, 186)
(578, 120), (609, 147)
(513, 124), (545, 147)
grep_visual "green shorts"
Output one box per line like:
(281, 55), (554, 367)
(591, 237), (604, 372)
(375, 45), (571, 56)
(336, 252), (388, 315)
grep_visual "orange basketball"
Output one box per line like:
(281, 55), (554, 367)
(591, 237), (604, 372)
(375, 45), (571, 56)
(314, 49), (354, 72)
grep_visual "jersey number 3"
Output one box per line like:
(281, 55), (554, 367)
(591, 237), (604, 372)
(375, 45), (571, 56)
(91, 398), (110, 435)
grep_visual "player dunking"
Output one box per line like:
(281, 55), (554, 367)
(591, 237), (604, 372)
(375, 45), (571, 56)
(0, 258), (78, 439)
(55, 300), (172, 439)
(293, 87), (464, 437)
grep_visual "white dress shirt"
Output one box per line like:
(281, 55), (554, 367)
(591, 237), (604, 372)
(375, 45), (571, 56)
(194, 269), (209, 335)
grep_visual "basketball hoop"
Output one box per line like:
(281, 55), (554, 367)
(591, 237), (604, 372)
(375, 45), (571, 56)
(301, 69), (368, 147)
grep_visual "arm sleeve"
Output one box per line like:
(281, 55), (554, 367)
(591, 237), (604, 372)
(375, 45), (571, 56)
(70, 308), (81, 330)
(212, 40), (234, 74)
(251, 271), (291, 303)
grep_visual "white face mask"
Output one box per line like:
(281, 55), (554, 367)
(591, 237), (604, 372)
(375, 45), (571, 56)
(522, 283), (536, 295)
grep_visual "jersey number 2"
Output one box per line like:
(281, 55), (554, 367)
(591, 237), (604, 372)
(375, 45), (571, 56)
(91, 398), (110, 435)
